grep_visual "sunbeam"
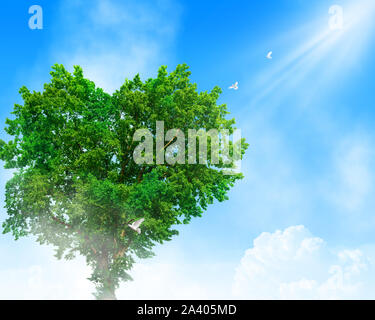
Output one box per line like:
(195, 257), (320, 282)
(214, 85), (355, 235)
(250, 0), (375, 108)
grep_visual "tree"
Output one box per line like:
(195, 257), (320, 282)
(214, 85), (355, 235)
(0, 64), (248, 299)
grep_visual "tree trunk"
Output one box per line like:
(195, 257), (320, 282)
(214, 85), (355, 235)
(99, 285), (117, 300)
(96, 250), (117, 300)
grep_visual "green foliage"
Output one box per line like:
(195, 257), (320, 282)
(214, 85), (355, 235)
(0, 64), (248, 299)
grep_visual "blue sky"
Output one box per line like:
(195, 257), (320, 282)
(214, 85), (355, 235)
(1, 0), (375, 299)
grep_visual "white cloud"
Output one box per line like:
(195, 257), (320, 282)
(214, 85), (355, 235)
(117, 262), (226, 300)
(3, 0), (375, 301)
(0, 256), (93, 300)
(233, 225), (375, 299)
(52, 0), (181, 92)
(0, 243), (229, 300)
(1, 226), (375, 300)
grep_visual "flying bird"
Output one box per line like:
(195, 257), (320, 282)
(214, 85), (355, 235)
(229, 81), (239, 90)
(128, 218), (145, 234)
(266, 51), (273, 59)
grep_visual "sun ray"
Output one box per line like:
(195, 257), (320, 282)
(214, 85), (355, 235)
(249, 0), (375, 109)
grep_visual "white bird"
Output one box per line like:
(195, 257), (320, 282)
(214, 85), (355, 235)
(266, 51), (273, 59)
(229, 81), (239, 90)
(128, 218), (145, 234)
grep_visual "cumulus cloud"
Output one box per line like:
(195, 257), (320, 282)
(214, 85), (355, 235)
(233, 225), (375, 299)
(1, 226), (375, 300)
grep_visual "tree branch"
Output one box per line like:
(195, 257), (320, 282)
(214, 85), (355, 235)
(137, 166), (146, 183)
(163, 135), (177, 150)
(51, 216), (97, 255)
(120, 142), (134, 183)
(52, 216), (73, 229)
(114, 237), (133, 260)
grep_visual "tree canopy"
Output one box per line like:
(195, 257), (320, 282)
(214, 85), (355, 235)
(0, 64), (248, 299)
